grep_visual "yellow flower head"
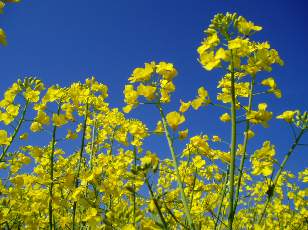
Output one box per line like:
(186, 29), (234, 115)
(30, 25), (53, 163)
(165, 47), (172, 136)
(52, 113), (68, 127)
(179, 100), (191, 113)
(236, 17), (262, 35)
(23, 88), (40, 103)
(156, 61), (177, 81)
(129, 62), (155, 83)
(178, 129), (188, 140)
(137, 84), (157, 101)
(0, 130), (10, 145)
(276, 110), (298, 123)
(0, 28), (7, 46)
(220, 113), (231, 122)
(166, 111), (185, 130)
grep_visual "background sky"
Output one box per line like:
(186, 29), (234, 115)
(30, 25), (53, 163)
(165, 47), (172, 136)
(1, 0), (307, 175)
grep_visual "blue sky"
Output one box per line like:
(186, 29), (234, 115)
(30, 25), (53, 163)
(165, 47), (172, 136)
(1, 0), (307, 174)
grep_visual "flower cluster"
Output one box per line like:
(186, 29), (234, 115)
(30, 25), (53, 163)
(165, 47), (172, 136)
(0, 10), (307, 230)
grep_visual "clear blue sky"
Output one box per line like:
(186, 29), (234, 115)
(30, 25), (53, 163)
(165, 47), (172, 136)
(1, 1), (307, 174)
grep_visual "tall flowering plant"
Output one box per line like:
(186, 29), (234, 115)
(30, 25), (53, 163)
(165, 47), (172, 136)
(0, 4), (307, 230)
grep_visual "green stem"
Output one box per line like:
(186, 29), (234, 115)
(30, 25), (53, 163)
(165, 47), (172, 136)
(233, 76), (255, 213)
(189, 168), (198, 211)
(145, 178), (168, 229)
(157, 104), (195, 230)
(72, 103), (89, 230)
(0, 101), (29, 162)
(49, 104), (61, 230)
(133, 147), (137, 227)
(258, 126), (306, 224)
(89, 115), (97, 168)
(228, 50), (237, 230)
(215, 170), (229, 230)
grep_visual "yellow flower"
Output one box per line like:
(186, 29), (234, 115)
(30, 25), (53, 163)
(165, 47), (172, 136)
(276, 110), (298, 123)
(247, 103), (272, 127)
(178, 129), (188, 140)
(66, 129), (78, 140)
(166, 111), (185, 130)
(0, 2), (5, 14)
(23, 88), (40, 103)
(179, 100), (190, 113)
(141, 151), (159, 171)
(298, 169), (308, 183)
(83, 207), (97, 221)
(215, 48), (228, 61)
(192, 155), (206, 169)
(251, 141), (276, 176)
(199, 51), (221, 71)
(154, 120), (164, 134)
(156, 62), (177, 81)
(123, 84), (138, 112)
(129, 62), (155, 82)
(0, 28), (7, 46)
(220, 113), (231, 122)
(261, 77), (282, 98)
(237, 17), (262, 35)
(35, 110), (50, 125)
(19, 133), (28, 140)
(212, 135), (221, 142)
(122, 224), (136, 230)
(52, 113), (68, 127)
(197, 33), (220, 55)
(30, 122), (42, 132)
(244, 129), (255, 139)
(137, 84), (157, 100)
(0, 130), (10, 145)
(6, 104), (19, 117)
(228, 37), (250, 57)
(191, 87), (210, 110)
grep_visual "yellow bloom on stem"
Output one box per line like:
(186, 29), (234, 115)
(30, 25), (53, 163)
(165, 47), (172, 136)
(192, 155), (206, 169)
(156, 61), (177, 81)
(129, 62), (155, 83)
(19, 133), (28, 140)
(220, 113), (231, 122)
(166, 111), (185, 130)
(0, 28), (7, 46)
(0, 112), (14, 125)
(6, 104), (19, 117)
(141, 151), (159, 171)
(199, 51), (221, 71)
(276, 110), (298, 123)
(35, 110), (50, 125)
(197, 32), (220, 55)
(191, 86), (210, 110)
(123, 84), (139, 113)
(66, 129), (78, 140)
(30, 121), (42, 132)
(251, 141), (276, 176)
(154, 120), (164, 134)
(52, 113), (67, 127)
(179, 100), (190, 113)
(137, 84), (157, 101)
(0, 2), (5, 14)
(0, 130), (10, 145)
(212, 135), (221, 142)
(236, 17), (262, 35)
(178, 129), (188, 140)
(23, 88), (40, 103)
(83, 207), (97, 222)
(244, 129), (255, 139)
(261, 77), (282, 98)
(247, 103), (272, 127)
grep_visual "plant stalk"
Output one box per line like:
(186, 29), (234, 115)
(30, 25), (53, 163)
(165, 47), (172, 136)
(158, 103), (195, 230)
